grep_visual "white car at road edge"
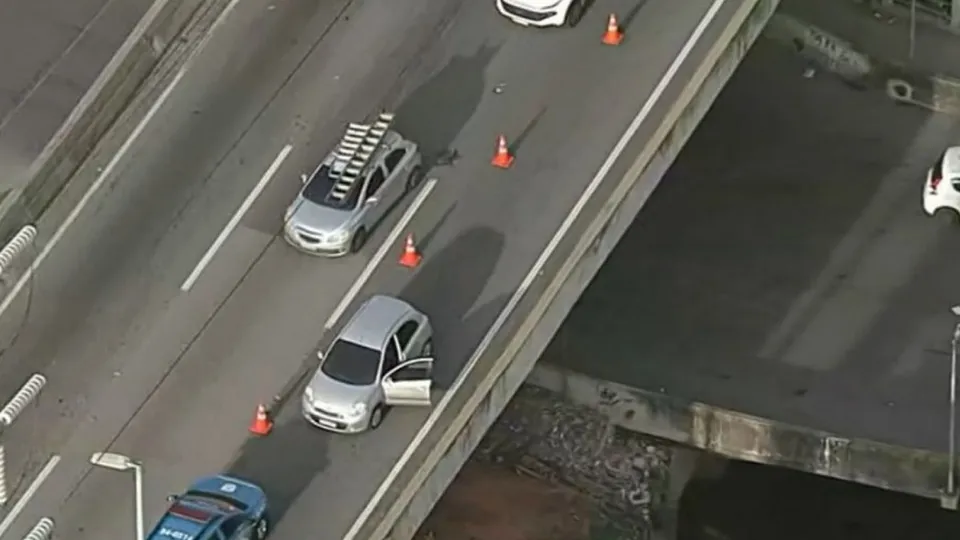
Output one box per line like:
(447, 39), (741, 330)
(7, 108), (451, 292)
(495, 0), (588, 27)
(923, 147), (960, 221)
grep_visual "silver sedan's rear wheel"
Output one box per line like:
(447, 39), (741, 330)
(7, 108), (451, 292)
(406, 166), (424, 192)
(350, 227), (368, 253)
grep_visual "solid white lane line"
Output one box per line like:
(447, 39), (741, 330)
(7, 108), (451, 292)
(0, 70), (184, 321)
(180, 143), (293, 292)
(341, 0), (729, 538)
(324, 178), (439, 330)
(0, 454), (61, 539)
(0, 0), (244, 321)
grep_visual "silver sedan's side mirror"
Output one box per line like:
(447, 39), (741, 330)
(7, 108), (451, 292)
(300, 173), (309, 184)
(316, 350), (324, 361)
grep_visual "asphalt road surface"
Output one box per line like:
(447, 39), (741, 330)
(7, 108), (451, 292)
(0, 0), (153, 186)
(0, 0), (732, 537)
(546, 34), (960, 453)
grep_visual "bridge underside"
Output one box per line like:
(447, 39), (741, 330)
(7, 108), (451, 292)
(535, 22), (958, 503)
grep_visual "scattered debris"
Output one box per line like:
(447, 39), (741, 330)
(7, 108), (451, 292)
(417, 385), (672, 540)
(434, 148), (460, 166)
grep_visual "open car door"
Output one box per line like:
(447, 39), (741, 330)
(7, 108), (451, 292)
(381, 357), (433, 407)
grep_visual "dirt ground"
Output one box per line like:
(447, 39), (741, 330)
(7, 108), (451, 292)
(413, 385), (663, 540)
(415, 461), (594, 540)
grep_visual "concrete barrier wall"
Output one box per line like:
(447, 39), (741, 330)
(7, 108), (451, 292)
(762, 12), (960, 115)
(0, 0), (232, 242)
(527, 362), (949, 500)
(763, 13), (873, 81)
(343, 1), (779, 539)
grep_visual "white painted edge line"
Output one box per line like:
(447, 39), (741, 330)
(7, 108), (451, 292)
(180, 143), (294, 292)
(0, 454), (61, 539)
(341, 0), (728, 537)
(0, 69), (182, 320)
(324, 178), (439, 330)
(0, 0), (243, 320)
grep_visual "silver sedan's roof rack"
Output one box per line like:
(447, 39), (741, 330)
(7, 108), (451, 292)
(329, 111), (395, 201)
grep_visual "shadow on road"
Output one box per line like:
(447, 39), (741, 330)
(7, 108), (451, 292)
(395, 44), (499, 170)
(444, 292), (511, 384)
(224, 416), (330, 524)
(399, 226), (505, 387)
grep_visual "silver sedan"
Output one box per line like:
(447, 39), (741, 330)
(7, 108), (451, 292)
(284, 113), (424, 256)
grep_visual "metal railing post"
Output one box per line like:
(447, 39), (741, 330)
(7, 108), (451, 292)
(0, 444), (7, 507)
(21, 517), (54, 540)
(0, 374), (47, 426)
(0, 225), (36, 275)
(0, 374), (48, 507)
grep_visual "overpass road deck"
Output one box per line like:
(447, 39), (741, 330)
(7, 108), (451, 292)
(0, 0), (752, 538)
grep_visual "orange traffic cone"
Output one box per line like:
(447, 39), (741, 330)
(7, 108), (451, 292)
(602, 14), (623, 46)
(491, 134), (514, 169)
(399, 234), (422, 268)
(249, 404), (273, 436)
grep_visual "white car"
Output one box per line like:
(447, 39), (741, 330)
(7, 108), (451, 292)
(923, 147), (960, 220)
(495, 0), (587, 27)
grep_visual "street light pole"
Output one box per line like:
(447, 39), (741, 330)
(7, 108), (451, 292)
(0, 373), (48, 506)
(950, 319), (958, 495)
(91, 452), (145, 540)
(133, 461), (144, 540)
(944, 306), (960, 510)
(909, 0), (917, 60)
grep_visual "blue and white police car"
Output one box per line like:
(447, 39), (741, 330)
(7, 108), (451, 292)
(148, 475), (269, 540)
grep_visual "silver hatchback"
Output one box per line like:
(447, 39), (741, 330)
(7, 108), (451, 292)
(283, 112), (424, 256)
(302, 294), (434, 433)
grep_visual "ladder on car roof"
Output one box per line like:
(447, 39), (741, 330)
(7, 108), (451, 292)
(329, 111), (395, 202)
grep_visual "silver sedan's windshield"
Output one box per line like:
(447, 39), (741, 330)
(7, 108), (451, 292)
(320, 339), (381, 385)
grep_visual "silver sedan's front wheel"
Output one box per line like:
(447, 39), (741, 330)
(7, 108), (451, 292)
(350, 228), (368, 253)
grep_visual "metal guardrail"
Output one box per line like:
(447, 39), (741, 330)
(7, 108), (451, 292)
(0, 374), (49, 506)
(0, 225), (36, 276)
(21, 517), (54, 540)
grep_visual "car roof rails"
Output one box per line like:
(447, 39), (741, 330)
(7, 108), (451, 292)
(329, 111), (395, 202)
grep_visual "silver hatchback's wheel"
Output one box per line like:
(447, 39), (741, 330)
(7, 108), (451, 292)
(368, 404), (385, 430)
